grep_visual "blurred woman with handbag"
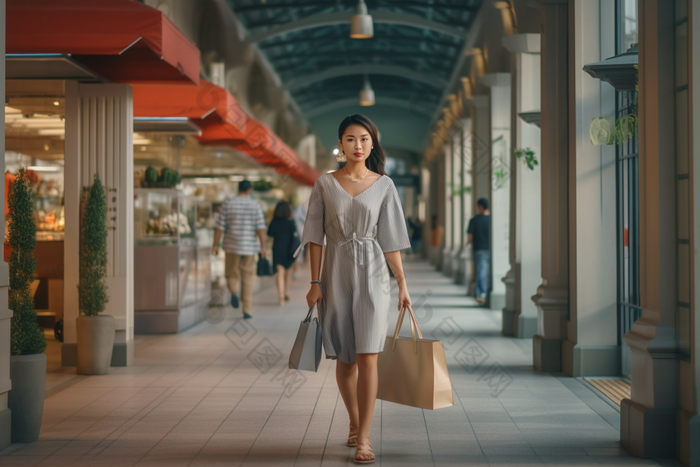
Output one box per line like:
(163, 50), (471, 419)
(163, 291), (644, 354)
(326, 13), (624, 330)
(267, 200), (299, 305)
(292, 114), (412, 464)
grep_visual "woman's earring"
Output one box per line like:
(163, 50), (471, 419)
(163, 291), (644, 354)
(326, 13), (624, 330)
(336, 148), (347, 162)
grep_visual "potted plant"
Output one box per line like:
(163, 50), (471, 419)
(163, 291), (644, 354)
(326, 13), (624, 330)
(76, 175), (113, 375)
(8, 168), (47, 443)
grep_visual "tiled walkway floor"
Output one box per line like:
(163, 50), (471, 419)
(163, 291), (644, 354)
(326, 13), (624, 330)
(1, 260), (682, 466)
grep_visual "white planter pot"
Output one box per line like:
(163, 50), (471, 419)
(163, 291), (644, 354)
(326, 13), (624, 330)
(9, 353), (47, 443)
(76, 315), (115, 375)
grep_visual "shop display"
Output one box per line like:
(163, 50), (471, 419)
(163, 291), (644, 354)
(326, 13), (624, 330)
(134, 188), (211, 333)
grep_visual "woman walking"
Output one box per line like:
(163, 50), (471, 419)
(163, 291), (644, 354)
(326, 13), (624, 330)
(293, 114), (412, 464)
(267, 200), (297, 305)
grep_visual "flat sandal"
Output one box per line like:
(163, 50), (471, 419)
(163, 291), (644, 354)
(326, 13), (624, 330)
(347, 424), (358, 447)
(354, 438), (375, 464)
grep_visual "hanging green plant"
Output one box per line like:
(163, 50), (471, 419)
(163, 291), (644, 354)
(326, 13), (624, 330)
(514, 147), (539, 170)
(253, 180), (276, 192)
(590, 65), (639, 146)
(78, 174), (109, 317)
(9, 168), (46, 355)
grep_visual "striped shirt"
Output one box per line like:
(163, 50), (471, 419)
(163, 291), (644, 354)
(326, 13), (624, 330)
(215, 195), (266, 255)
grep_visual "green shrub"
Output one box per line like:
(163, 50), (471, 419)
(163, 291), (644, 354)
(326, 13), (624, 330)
(78, 174), (109, 317)
(9, 168), (46, 355)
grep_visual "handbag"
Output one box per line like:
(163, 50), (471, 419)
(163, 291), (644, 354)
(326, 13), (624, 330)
(288, 303), (323, 372)
(377, 304), (454, 410)
(256, 255), (272, 276)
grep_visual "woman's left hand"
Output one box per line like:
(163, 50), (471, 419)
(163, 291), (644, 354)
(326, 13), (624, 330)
(398, 287), (412, 311)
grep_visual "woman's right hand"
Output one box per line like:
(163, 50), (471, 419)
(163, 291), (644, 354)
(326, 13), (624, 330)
(306, 283), (322, 309)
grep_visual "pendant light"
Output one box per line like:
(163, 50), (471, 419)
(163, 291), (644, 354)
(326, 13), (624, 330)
(359, 75), (375, 106)
(350, 0), (373, 39)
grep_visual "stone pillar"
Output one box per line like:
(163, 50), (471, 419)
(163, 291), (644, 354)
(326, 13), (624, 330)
(502, 34), (541, 338)
(435, 152), (446, 271)
(442, 140), (453, 275)
(460, 118), (473, 288)
(690, 1), (700, 462)
(482, 73), (511, 311)
(428, 159), (441, 267)
(562, 0), (618, 377)
(468, 95), (491, 295)
(529, 0), (570, 372)
(63, 83), (134, 367)
(620, 0), (679, 459)
(450, 129), (463, 283)
(0, 0), (11, 449)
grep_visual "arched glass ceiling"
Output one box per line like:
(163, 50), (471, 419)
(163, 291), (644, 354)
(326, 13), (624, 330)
(228, 0), (483, 121)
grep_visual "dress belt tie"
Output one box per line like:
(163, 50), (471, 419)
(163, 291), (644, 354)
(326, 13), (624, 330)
(339, 231), (377, 266)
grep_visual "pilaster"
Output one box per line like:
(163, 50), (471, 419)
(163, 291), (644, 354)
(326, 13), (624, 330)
(529, 0), (570, 372)
(620, 0), (678, 458)
(502, 33), (542, 338)
(63, 82), (134, 367)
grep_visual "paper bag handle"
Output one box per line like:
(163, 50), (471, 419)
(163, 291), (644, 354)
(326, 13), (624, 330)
(303, 303), (319, 324)
(391, 304), (423, 353)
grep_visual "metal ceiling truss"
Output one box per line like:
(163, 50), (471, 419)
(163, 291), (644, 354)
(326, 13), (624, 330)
(227, 0), (483, 123)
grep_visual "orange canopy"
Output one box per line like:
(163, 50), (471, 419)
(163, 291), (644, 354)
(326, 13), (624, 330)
(132, 80), (248, 138)
(7, 0), (200, 84)
(131, 81), (320, 186)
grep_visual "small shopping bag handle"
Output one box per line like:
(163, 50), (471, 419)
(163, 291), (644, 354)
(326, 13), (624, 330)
(391, 304), (423, 353)
(303, 303), (319, 324)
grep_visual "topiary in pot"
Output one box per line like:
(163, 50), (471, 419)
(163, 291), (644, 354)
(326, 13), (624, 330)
(8, 167), (47, 443)
(76, 174), (114, 375)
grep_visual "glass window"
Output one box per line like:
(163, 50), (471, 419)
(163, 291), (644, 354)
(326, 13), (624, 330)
(618, 0), (638, 53)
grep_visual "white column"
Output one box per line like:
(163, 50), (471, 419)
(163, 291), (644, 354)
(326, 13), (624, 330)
(442, 141), (453, 275)
(482, 73), (511, 311)
(691, 0), (700, 460)
(0, 0), (11, 449)
(502, 34), (542, 338)
(435, 153), (446, 271)
(470, 96), (491, 210)
(460, 118), (473, 287)
(450, 129), (463, 282)
(468, 96), (491, 295)
(63, 83), (134, 367)
(561, 0), (618, 376)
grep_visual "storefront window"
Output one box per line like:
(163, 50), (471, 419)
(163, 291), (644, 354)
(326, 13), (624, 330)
(619, 0), (638, 53)
(614, 0), (640, 379)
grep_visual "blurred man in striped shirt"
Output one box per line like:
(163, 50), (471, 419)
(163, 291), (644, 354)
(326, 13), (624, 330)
(212, 180), (267, 319)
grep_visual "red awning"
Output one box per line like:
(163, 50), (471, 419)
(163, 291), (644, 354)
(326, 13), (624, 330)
(7, 0), (199, 84)
(131, 81), (320, 186)
(132, 80), (248, 138)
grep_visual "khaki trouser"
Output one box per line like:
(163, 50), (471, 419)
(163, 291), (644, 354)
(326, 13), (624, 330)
(225, 252), (256, 314)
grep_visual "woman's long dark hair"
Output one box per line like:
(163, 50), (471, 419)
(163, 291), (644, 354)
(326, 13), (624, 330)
(274, 200), (292, 219)
(337, 114), (387, 176)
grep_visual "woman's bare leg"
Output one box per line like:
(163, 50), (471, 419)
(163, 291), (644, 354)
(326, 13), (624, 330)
(336, 359), (360, 440)
(355, 353), (378, 462)
(275, 265), (285, 304)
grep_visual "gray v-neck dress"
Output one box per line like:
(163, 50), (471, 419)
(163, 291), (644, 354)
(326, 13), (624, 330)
(293, 172), (412, 364)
